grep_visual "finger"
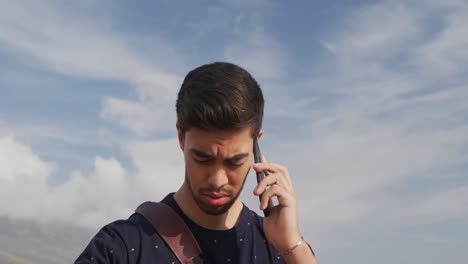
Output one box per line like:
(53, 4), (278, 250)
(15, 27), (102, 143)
(253, 172), (279, 195)
(254, 164), (293, 191)
(259, 155), (270, 176)
(253, 161), (279, 174)
(253, 161), (289, 175)
(280, 166), (293, 187)
(260, 184), (296, 210)
(270, 163), (292, 189)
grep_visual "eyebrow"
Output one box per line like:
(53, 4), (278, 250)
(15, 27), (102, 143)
(190, 148), (249, 161)
(191, 149), (212, 159)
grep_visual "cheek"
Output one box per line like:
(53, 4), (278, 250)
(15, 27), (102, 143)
(185, 159), (203, 184)
(186, 159), (201, 173)
(229, 166), (250, 187)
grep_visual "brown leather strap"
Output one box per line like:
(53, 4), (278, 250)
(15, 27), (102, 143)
(136, 202), (203, 264)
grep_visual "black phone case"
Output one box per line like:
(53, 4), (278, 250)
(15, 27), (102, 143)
(253, 139), (271, 217)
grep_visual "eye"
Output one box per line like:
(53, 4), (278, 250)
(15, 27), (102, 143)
(227, 161), (244, 168)
(194, 158), (210, 164)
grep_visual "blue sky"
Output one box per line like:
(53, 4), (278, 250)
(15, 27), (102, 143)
(1, 0), (468, 263)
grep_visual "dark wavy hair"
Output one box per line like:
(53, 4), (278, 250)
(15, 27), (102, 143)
(176, 62), (264, 137)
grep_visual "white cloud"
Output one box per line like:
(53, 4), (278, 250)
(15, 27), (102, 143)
(100, 71), (182, 137)
(415, 6), (468, 78)
(225, 25), (288, 81)
(339, 2), (420, 60)
(0, 119), (12, 137)
(0, 0), (184, 137)
(397, 185), (468, 224)
(0, 133), (125, 227)
(0, 136), (54, 218)
(125, 138), (184, 203)
(101, 97), (155, 137)
(283, 0), (468, 235)
(0, 130), (184, 229)
(0, 0), (137, 80)
(47, 156), (131, 227)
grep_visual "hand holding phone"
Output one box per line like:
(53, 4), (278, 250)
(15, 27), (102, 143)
(253, 139), (273, 217)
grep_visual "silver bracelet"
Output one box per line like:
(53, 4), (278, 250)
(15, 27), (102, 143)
(283, 237), (305, 256)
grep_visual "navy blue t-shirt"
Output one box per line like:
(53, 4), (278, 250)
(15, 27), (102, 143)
(75, 193), (286, 263)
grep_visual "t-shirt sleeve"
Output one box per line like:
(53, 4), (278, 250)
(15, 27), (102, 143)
(74, 222), (128, 264)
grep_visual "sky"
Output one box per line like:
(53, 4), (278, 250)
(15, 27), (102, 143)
(0, 0), (467, 263)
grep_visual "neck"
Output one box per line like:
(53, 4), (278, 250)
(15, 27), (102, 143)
(173, 184), (243, 230)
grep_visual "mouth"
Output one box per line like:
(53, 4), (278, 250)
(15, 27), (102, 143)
(201, 192), (230, 206)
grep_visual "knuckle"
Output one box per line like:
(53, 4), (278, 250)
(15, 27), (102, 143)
(279, 165), (288, 174)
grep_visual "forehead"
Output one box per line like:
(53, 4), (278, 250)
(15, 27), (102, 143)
(184, 127), (252, 149)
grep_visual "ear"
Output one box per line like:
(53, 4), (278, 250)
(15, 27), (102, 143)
(176, 123), (185, 151)
(256, 128), (264, 141)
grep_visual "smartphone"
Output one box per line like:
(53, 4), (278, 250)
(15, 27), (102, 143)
(253, 138), (272, 217)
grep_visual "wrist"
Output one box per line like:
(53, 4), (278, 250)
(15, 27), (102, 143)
(282, 237), (305, 256)
(281, 237), (317, 264)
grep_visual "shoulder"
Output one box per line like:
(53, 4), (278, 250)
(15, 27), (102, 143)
(90, 214), (151, 242)
(75, 214), (162, 263)
(111, 213), (154, 238)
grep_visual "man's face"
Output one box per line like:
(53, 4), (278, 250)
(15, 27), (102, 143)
(178, 126), (255, 215)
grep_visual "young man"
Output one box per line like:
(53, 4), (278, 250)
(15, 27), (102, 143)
(75, 62), (317, 263)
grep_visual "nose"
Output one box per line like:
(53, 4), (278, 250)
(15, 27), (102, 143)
(207, 167), (229, 190)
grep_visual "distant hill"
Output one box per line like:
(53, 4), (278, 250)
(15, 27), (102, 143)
(0, 216), (95, 264)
